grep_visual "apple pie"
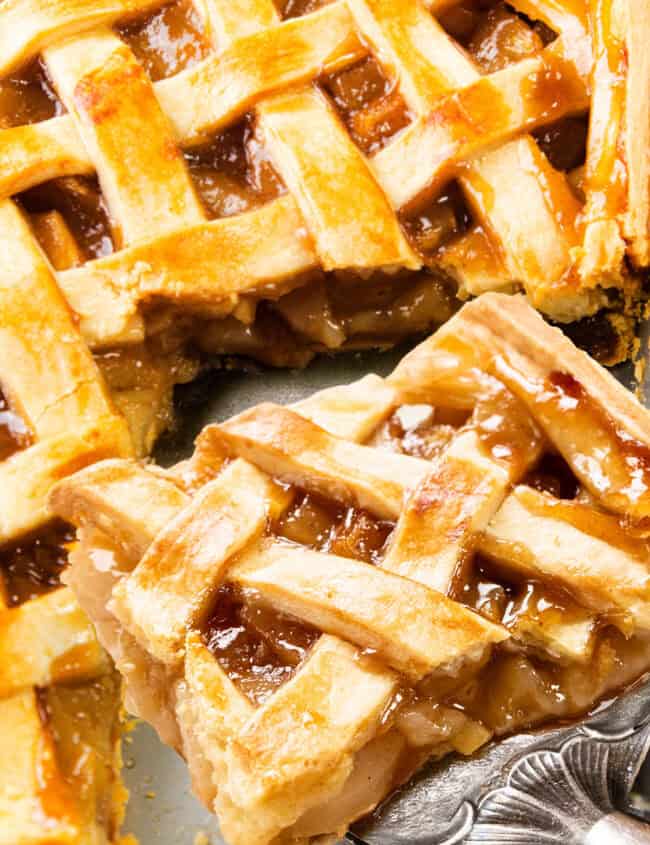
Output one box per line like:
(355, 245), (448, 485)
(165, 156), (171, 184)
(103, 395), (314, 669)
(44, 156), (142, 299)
(51, 293), (650, 845)
(0, 0), (647, 413)
(0, 200), (133, 842)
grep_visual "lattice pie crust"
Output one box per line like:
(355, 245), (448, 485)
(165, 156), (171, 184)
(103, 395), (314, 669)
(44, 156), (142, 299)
(0, 0), (647, 401)
(0, 198), (133, 841)
(52, 293), (650, 845)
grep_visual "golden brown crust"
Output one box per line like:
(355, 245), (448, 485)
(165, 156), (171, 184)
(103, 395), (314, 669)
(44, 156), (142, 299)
(0, 188), (132, 841)
(50, 294), (650, 845)
(0, 0), (645, 363)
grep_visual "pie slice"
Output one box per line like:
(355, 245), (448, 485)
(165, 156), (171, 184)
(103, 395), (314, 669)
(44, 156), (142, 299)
(51, 293), (650, 845)
(0, 198), (133, 842)
(0, 0), (646, 403)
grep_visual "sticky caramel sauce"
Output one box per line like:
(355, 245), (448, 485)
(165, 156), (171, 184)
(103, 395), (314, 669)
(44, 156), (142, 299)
(20, 177), (115, 263)
(581, 0), (628, 222)
(396, 548), (650, 754)
(439, 1), (557, 52)
(0, 58), (116, 263)
(0, 60), (64, 129)
(40, 672), (123, 835)
(324, 57), (412, 155)
(203, 583), (318, 705)
(202, 489), (393, 703)
(460, 554), (586, 635)
(523, 451), (580, 499)
(275, 489), (394, 565)
(0, 522), (74, 607)
(364, 397), (650, 761)
(324, 269), (437, 317)
(534, 116), (588, 173)
(401, 183), (472, 258)
(275, 0), (329, 19)
(31, 690), (79, 828)
(117, 0), (211, 82)
(385, 603), (650, 765)
(472, 379), (544, 474)
(438, 627), (650, 740)
(437, 221), (507, 284)
(0, 388), (31, 461)
(437, 2), (484, 44)
(185, 116), (285, 219)
(371, 404), (469, 461)
(466, 4), (545, 71)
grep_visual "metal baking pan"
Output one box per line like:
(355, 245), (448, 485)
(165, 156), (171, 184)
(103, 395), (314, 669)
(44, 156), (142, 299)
(122, 339), (650, 845)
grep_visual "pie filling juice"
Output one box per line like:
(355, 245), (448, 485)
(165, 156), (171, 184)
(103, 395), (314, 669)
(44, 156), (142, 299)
(0, 525), (123, 836)
(196, 397), (650, 795)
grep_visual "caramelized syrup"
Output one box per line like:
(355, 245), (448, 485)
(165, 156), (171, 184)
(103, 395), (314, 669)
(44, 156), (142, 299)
(493, 360), (650, 516)
(534, 116), (588, 172)
(20, 177), (115, 261)
(0, 388), (31, 461)
(324, 57), (412, 155)
(581, 0), (628, 224)
(466, 4), (544, 71)
(442, 629), (650, 738)
(523, 451), (580, 499)
(437, 2), (483, 44)
(185, 116), (284, 219)
(203, 584), (317, 705)
(32, 689), (78, 827)
(40, 672), (123, 830)
(0, 60), (65, 129)
(275, 490), (393, 564)
(275, 0), (329, 19)
(117, 0), (211, 82)
(373, 404), (469, 461)
(402, 183), (472, 257)
(472, 380), (543, 475)
(461, 554), (584, 634)
(0, 522), (74, 607)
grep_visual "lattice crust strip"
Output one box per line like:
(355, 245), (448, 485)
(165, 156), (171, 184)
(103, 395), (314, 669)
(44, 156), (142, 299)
(0, 179), (131, 839)
(52, 293), (650, 845)
(0, 572), (120, 844)
(0, 197), (133, 542)
(0, 0), (645, 356)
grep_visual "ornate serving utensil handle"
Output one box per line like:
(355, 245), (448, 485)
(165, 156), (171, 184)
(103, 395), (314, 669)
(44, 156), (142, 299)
(351, 674), (650, 845)
(465, 729), (650, 844)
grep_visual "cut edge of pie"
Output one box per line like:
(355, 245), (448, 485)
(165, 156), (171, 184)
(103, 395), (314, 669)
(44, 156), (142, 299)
(50, 292), (650, 845)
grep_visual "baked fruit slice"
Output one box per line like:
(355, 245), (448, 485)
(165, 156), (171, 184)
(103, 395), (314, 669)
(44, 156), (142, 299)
(51, 293), (650, 845)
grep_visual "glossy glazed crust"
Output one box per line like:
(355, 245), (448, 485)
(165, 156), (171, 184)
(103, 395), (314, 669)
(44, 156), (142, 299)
(393, 293), (650, 516)
(0, 0), (646, 355)
(0, 191), (132, 840)
(51, 294), (650, 845)
(0, 199), (132, 543)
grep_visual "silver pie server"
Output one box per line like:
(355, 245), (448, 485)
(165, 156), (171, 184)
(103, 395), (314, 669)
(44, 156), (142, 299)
(349, 672), (650, 845)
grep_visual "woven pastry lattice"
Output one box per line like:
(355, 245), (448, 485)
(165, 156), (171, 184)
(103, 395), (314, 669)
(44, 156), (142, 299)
(1, 0), (646, 352)
(52, 293), (650, 845)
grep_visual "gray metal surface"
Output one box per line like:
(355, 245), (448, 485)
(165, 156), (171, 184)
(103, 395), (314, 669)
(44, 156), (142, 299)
(120, 342), (650, 845)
